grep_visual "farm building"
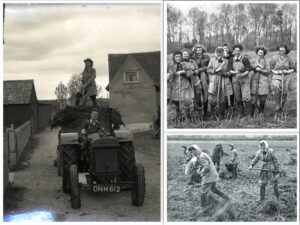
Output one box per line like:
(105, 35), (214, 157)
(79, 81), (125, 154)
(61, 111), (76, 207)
(3, 79), (52, 132)
(106, 51), (160, 127)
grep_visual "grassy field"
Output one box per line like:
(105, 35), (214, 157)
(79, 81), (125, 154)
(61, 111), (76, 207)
(167, 139), (297, 222)
(167, 51), (297, 129)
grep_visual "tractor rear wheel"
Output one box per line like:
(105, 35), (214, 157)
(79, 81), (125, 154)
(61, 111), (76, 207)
(131, 163), (145, 206)
(70, 165), (81, 209)
(118, 141), (136, 181)
(57, 146), (62, 176)
(62, 145), (77, 193)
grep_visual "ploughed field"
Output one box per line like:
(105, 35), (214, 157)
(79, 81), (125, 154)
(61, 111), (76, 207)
(167, 51), (297, 129)
(167, 139), (297, 222)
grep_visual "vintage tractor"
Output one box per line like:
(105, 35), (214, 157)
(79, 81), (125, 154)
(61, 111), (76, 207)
(55, 107), (145, 209)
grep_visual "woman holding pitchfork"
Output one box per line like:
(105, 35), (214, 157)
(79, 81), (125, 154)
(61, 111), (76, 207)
(250, 46), (270, 117)
(269, 45), (296, 120)
(207, 46), (233, 120)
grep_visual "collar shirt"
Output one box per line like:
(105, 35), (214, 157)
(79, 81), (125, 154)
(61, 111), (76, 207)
(234, 55), (243, 62)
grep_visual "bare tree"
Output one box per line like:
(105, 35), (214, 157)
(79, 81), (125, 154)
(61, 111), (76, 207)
(167, 5), (183, 43)
(67, 73), (82, 102)
(188, 7), (207, 44)
(55, 81), (68, 109)
(167, 3), (297, 52)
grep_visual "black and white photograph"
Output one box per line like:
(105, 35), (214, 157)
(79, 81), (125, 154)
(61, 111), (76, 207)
(167, 134), (298, 222)
(3, 3), (161, 222)
(166, 1), (298, 129)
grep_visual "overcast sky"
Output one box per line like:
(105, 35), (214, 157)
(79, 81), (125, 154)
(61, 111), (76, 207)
(3, 3), (160, 100)
(167, 1), (227, 15)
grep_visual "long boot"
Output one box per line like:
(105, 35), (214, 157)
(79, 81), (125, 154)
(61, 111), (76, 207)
(274, 182), (280, 200)
(244, 102), (252, 116)
(251, 104), (255, 117)
(233, 164), (238, 178)
(261, 101), (265, 114)
(237, 102), (243, 118)
(203, 101), (208, 115)
(260, 185), (266, 201)
(211, 183), (230, 200)
(200, 193), (207, 208)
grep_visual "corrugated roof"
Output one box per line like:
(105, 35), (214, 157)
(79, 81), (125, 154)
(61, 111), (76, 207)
(108, 51), (160, 88)
(3, 79), (35, 105)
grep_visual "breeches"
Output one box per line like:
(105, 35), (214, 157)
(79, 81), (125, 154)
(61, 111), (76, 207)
(251, 94), (267, 105)
(232, 77), (251, 103)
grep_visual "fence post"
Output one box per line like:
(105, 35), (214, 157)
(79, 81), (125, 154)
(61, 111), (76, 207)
(8, 128), (17, 170)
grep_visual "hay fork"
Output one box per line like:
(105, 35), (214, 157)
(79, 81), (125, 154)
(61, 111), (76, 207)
(274, 73), (286, 121)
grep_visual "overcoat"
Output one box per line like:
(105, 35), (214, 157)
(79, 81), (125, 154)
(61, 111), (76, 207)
(80, 67), (97, 97)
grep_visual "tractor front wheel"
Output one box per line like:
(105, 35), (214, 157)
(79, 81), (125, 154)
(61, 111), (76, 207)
(70, 165), (81, 209)
(131, 163), (145, 206)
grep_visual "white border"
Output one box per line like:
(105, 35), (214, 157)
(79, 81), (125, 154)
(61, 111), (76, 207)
(2, 1), (162, 225)
(163, 0), (299, 133)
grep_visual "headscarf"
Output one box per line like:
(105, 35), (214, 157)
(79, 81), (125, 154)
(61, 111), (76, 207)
(259, 140), (269, 149)
(215, 46), (224, 57)
(188, 144), (202, 157)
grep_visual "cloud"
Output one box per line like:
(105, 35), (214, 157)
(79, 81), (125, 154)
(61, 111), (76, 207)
(4, 3), (161, 99)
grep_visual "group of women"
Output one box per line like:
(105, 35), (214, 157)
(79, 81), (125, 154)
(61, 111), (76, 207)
(167, 43), (296, 121)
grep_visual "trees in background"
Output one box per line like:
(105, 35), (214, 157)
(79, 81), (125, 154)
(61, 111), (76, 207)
(55, 82), (68, 109)
(54, 74), (102, 108)
(167, 3), (297, 53)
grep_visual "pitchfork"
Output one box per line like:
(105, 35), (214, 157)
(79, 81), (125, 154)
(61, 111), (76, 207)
(274, 73), (287, 121)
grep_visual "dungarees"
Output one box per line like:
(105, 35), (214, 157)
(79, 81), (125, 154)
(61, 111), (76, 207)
(232, 60), (251, 115)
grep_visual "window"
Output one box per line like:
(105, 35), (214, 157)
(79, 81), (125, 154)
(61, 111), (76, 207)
(124, 71), (139, 83)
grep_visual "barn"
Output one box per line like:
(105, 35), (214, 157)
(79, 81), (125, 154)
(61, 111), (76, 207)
(106, 51), (160, 128)
(3, 79), (52, 132)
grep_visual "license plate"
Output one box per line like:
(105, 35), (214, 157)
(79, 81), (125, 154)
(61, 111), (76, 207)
(92, 185), (121, 193)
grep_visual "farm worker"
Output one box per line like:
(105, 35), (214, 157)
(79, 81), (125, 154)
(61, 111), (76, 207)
(269, 45), (296, 118)
(185, 145), (230, 210)
(167, 50), (194, 120)
(181, 48), (198, 120)
(223, 43), (234, 61)
(182, 145), (201, 185)
(250, 46), (270, 117)
(81, 111), (104, 149)
(228, 44), (252, 117)
(207, 47), (233, 120)
(229, 144), (239, 178)
(75, 58), (97, 107)
(192, 44), (210, 118)
(223, 43), (235, 109)
(211, 143), (224, 173)
(249, 140), (280, 201)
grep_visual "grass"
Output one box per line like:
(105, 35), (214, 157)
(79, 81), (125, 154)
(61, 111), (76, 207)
(167, 51), (297, 129)
(167, 139), (297, 222)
